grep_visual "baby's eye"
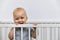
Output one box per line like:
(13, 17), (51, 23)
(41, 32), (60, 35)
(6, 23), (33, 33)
(21, 17), (24, 19)
(15, 18), (19, 20)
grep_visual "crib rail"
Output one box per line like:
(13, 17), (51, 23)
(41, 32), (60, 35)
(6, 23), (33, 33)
(0, 24), (60, 27)
(0, 22), (60, 40)
(1, 22), (60, 24)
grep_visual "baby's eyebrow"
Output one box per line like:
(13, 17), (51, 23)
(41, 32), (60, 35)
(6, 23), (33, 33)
(14, 17), (19, 18)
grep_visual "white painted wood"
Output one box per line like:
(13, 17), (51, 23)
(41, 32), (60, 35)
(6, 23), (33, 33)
(29, 27), (30, 40)
(55, 28), (58, 40)
(21, 27), (23, 40)
(47, 28), (50, 40)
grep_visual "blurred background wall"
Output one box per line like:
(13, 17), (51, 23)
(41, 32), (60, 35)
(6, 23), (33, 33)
(0, 0), (60, 22)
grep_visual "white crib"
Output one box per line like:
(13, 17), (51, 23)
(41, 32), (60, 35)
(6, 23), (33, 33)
(0, 22), (60, 40)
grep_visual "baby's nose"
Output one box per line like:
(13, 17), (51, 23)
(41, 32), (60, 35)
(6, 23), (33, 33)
(19, 19), (22, 21)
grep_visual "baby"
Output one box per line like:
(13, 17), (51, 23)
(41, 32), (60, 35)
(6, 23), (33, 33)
(8, 7), (37, 40)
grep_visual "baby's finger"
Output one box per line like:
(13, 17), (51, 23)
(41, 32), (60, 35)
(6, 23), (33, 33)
(32, 22), (38, 26)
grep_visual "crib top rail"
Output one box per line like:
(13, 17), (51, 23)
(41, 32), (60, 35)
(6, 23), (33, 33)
(0, 21), (60, 27)
(0, 21), (60, 24)
(0, 23), (60, 27)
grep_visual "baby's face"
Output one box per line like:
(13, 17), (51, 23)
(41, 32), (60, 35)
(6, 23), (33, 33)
(13, 10), (28, 24)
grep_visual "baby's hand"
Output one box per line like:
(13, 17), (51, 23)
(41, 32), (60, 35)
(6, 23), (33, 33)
(32, 22), (38, 26)
(8, 28), (14, 40)
(32, 22), (38, 39)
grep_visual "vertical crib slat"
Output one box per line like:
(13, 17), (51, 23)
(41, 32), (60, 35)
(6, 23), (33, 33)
(58, 27), (60, 40)
(29, 27), (30, 40)
(0, 28), (2, 40)
(38, 27), (41, 40)
(14, 27), (15, 40)
(50, 27), (52, 40)
(21, 27), (23, 40)
(47, 27), (50, 40)
(41, 27), (43, 40)
(51, 28), (55, 40)
(36, 27), (38, 40)
(2, 28), (5, 40)
(43, 27), (47, 40)
(55, 28), (58, 40)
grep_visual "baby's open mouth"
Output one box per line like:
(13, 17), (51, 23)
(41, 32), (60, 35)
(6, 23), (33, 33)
(19, 22), (24, 24)
(20, 23), (23, 24)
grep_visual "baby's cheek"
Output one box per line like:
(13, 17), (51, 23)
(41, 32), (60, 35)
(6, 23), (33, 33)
(23, 19), (27, 22)
(15, 20), (19, 23)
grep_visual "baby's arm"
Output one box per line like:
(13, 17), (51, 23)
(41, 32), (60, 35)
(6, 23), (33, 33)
(32, 27), (36, 39)
(32, 23), (37, 39)
(8, 28), (14, 40)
